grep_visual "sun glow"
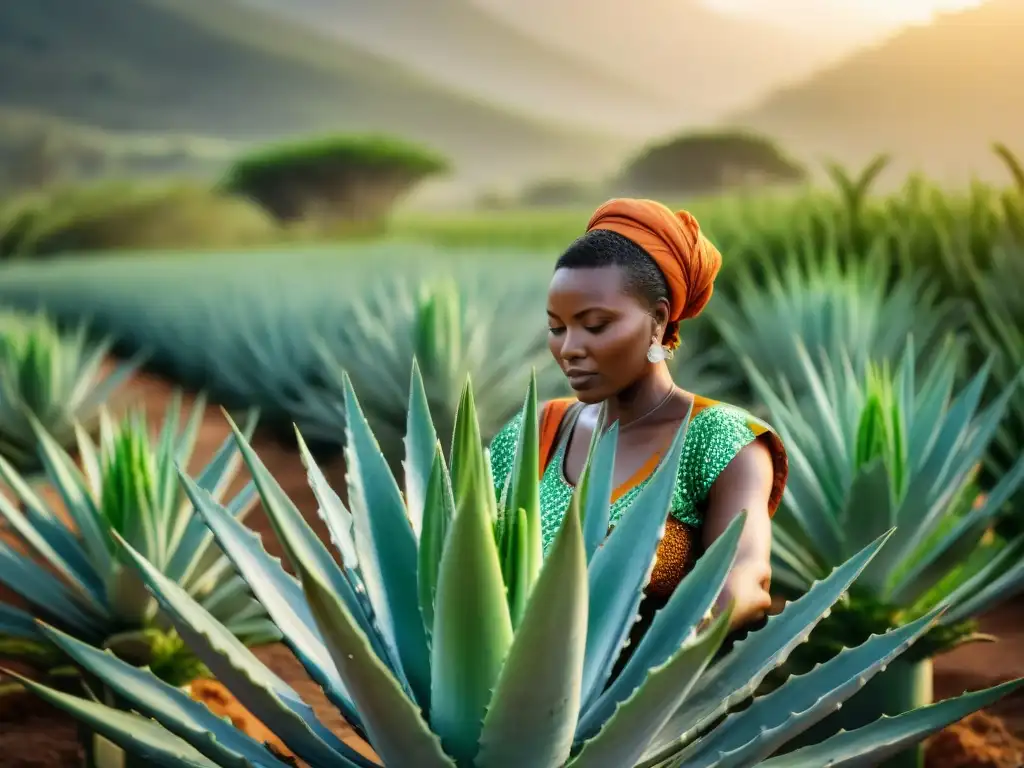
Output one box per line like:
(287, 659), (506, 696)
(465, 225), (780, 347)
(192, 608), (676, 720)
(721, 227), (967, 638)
(703, 0), (987, 26)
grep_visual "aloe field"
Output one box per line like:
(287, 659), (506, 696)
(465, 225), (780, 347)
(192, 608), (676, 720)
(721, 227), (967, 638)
(1, 164), (1024, 768)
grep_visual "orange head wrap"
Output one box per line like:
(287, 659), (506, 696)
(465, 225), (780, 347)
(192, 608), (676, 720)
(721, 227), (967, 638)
(586, 198), (722, 350)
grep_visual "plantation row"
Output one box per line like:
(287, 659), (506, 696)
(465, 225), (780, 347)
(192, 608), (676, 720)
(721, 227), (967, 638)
(0, 168), (1023, 765)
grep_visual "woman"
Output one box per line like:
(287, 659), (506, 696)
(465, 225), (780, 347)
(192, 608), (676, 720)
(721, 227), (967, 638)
(488, 198), (787, 634)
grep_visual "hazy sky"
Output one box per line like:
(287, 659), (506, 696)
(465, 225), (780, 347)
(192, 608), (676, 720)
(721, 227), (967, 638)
(703, 0), (985, 29)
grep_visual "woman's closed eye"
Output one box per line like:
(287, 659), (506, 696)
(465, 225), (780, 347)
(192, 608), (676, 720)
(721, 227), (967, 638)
(548, 322), (607, 336)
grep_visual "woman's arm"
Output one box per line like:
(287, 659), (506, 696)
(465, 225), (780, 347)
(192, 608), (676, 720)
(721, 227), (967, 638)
(702, 437), (775, 631)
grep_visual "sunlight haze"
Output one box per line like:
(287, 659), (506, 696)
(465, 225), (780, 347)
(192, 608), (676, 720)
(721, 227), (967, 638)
(703, 0), (986, 28)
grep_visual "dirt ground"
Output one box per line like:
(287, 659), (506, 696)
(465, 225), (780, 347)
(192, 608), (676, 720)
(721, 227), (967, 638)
(0, 368), (1022, 767)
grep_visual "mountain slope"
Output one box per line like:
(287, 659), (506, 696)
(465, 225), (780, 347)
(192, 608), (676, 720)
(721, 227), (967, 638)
(0, 0), (627, 188)
(730, 0), (1024, 185)
(234, 0), (674, 137)
(471, 0), (866, 126)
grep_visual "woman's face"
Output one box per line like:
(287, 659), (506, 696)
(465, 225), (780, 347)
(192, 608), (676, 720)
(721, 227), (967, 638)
(546, 265), (663, 403)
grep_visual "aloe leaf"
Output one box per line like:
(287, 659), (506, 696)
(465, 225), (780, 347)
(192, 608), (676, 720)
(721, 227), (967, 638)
(300, 564), (456, 768)
(343, 373), (431, 706)
(640, 530), (894, 765)
(38, 624), (293, 767)
(940, 548), (1024, 625)
(876, 360), (993, 580)
(890, 451), (1024, 608)
(404, 360), (438, 539)
(8, 673), (220, 768)
(177, 482), (259, 594)
(579, 510), (745, 738)
(0, 540), (106, 637)
(430, 433), (514, 764)
(580, 422), (617, 564)
(418, 443), (455, 642)
(779, 439), (846, 556)
(743, 359), (844, 562)
(204, 579), (267, 623)
(293, 431), (372, 615)
(568, 607), (733, 768)
(770, 525), (824, 589)
(448, 378), (493, 518)
(795, 341), (851, 481)
(220, 413), (401, 683)
(505, 370), (542, 591)
(507, 507), (532, 627)
(0, 603), (41, 639)
(173, 394), (206, 468)
(476, 490), (588, 768)
(77, 354), (145, 415)
(581, 411), (689, 713)
(674, 608), (944, 768)
(74, 421), (105, 498)
(759, 678), (1024, 768)
(841, 460), (895, 590)
(114, 534), (363, 767)
(906, 350), (957, 466)
(28, 414), (112, 574)
(292, 430), (379, 637)
(0, 470), (105, 610)
(190, 410), (256, 501)
(0, 451), (82, 557)
(154, 394), (186, 532)
(179, 471), (360, 726)
(166, 410), (257, 576)
(914, 374), (1022, 526)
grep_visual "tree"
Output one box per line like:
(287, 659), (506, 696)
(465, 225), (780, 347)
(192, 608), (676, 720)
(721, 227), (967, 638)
(221, 134), (449, 225)
(619, 130), (805, 195)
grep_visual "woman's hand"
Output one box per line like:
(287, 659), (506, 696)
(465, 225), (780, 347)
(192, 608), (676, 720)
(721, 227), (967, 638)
(703, 438), (775, 632)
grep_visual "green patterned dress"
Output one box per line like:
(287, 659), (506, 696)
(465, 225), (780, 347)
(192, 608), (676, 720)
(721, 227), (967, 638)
(488, 397), (786, 570)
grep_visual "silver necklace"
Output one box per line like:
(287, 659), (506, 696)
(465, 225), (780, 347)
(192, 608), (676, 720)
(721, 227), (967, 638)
(611, 386), (677, 433)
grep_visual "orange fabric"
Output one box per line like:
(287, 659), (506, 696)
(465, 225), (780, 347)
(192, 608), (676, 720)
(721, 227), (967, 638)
(586, 198), (722, 349)
(539, 398), (575, 474)
(648, 518), (700, 600)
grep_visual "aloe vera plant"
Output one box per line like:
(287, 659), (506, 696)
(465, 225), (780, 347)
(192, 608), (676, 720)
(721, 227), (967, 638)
(292, 276), (561, 462)
(0, 309), (140, 473)
(744, 338), (1024, 766)
(709, 250), (959, 410)
(0, 394), (279, 683)
(12, 365), (1020, 767)
(749, 337), (1024, 641)
(963, 243), (1024, 537)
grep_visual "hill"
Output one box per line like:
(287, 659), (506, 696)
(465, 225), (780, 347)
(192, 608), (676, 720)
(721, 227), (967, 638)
(471, 0), (866, 127)
(730, 0), (1024, 186)
(0, 0), (628, 190)
(233, 0), (674, 137)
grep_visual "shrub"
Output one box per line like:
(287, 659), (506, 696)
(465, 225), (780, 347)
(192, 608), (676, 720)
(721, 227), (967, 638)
(619, 130), (806, 196)
(0, 182), (279, 257)
(518, 177), (597, 208)
(221, 133), (449, 225)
